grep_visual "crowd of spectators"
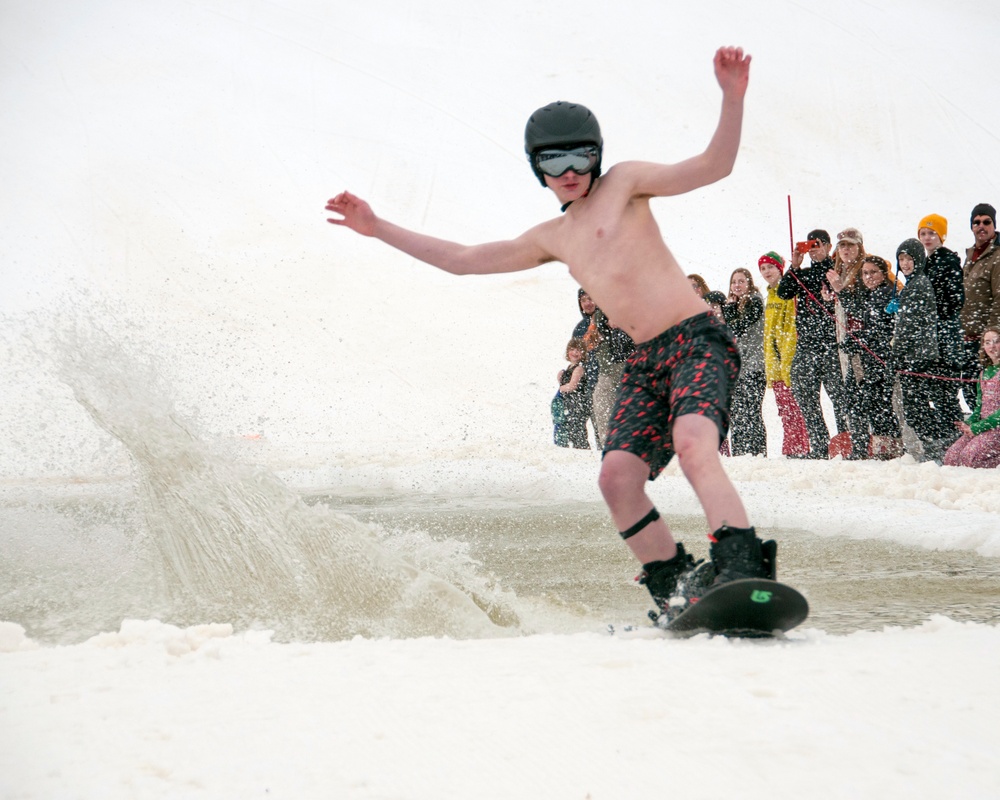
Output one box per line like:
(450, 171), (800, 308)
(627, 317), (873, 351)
(556, 202), (1000, 469)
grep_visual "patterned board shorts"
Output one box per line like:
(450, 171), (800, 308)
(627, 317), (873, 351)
(603, 312), (740, 480)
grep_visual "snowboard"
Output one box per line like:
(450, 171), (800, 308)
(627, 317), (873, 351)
(665, 578), (808, 638)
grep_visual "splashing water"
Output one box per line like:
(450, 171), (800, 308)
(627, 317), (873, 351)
(17, 303), (522, 641)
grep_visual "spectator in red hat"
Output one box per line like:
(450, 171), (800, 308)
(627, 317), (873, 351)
(757, 252), (809, 457)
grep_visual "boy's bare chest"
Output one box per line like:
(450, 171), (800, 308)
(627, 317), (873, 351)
(553, 202), (651, 263)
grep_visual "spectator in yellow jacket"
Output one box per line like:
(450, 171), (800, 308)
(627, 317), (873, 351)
(758, 252), (809, 457)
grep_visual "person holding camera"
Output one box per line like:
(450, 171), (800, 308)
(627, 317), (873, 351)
(775, 229), (850, 458)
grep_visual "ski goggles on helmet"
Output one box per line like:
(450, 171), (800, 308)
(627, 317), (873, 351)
(532, 145), (600, 178)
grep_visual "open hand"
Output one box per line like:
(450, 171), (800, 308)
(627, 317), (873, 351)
(326, 191), (377, 236)
(714, 46), (751, 98)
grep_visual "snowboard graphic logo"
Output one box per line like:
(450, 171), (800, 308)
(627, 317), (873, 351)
(665, 579), (808, 638)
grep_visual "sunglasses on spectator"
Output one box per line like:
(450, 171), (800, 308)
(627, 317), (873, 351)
(972, 218), (994, 227)
(533, 145), (600, 178)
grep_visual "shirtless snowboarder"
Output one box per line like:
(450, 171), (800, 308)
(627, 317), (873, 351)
(326, 46), (774, 624)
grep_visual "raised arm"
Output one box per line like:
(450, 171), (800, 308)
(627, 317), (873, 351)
(325, 191), (553, 275)
(618, 46), (750, 198)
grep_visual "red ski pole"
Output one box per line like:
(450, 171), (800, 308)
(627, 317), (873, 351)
(787, 195), (794, 254)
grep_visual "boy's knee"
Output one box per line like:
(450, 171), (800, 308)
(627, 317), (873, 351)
(672, 415), (720, 460)
(598, 452), (645, 504)
(597, 459), (624, 501)
(675, 442), (714, 473)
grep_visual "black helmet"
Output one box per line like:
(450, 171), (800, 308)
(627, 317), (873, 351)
(524, 101), (603, 186)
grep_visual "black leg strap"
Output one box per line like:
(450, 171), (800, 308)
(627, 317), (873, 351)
(620, 507), (660, 540)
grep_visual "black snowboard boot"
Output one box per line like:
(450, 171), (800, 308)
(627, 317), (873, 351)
(709, 525), (777, 586)
(638, 543), (716, 627)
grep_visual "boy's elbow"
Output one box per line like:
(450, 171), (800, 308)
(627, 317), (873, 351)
(716, 160), (735, 180)
(698, 156), (735, 189)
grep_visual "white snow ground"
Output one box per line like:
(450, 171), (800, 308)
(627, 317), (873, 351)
(2, 1), (1000, 798)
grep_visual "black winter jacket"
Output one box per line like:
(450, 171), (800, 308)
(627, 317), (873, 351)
(924, 246), (965, 368)
(841, 284), (895, 369)
(776, 258), (837, 345)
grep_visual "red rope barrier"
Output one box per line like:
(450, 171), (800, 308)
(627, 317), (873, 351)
(783, 267), (979, 385)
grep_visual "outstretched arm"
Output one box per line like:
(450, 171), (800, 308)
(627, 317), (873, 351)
(326, 191), (552, 275)
(620, 46), (750, 198)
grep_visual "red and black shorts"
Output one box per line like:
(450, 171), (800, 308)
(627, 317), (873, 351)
(603, 312), (740, 480)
